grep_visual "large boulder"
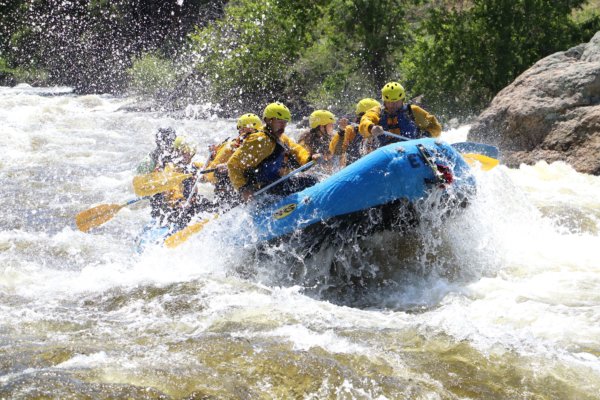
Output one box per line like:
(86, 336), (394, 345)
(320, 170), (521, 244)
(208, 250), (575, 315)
(469, 32), (600, 175)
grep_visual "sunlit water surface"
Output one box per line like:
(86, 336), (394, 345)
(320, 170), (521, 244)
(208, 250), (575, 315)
(1, 85), (599, 399)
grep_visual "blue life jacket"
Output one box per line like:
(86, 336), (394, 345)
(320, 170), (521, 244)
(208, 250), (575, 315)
(246, 132), (297, 189)
(378, 104), (424, 146)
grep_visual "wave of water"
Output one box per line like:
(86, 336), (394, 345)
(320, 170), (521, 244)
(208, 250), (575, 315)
(1, 85), (600, 399)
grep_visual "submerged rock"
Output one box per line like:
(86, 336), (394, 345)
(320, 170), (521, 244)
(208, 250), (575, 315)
(469, 31), (600, 175)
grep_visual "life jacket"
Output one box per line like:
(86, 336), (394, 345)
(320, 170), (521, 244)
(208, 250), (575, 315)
(245, 130), (298, 189)
(204, 137), (230, 168)
(378, 103), (424, 146)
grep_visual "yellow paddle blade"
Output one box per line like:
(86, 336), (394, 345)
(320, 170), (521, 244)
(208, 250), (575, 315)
(164, 215), (218, 248)
(133, 170), (193, 197)
(75, 203), (125, 232)
(462, 153), (500, 171)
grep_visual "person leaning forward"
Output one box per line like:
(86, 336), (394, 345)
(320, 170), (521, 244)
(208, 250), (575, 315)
(299, 110), (338, 173)
(227, 102), (319, 202)
(204, 113), (264, 206)
(329, 98), (381, 166)
(136, 127), (177, 174)
(359, 82), (441, 151)
(299, 110), (336, 156)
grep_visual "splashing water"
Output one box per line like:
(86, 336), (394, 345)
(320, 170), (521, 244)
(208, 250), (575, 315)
(1, 86), (600, 399)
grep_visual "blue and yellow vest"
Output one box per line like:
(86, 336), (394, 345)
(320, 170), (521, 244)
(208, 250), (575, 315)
(245, 132), (299, 189)
(378, 104), (424, 146)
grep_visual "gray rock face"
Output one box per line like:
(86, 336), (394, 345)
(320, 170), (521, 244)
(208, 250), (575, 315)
(469, 32), (600, 175)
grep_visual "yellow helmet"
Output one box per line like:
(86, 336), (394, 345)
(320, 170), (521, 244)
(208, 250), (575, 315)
(381, 82), (406, 102)
(236, 113), (263, 130)
(309, 110), (336, 129)
(173, 136), (196, 155)
(263, 102), (291, 122)
(355, 98), (381, 115)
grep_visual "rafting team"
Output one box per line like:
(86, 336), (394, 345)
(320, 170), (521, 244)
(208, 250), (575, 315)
(138, 81), (442, 230)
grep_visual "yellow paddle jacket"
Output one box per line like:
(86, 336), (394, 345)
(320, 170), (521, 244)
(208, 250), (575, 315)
(359, 105), (441, 138)
(204, 141), (236, 184)
(227, 131), (311, 190)
(329, 125), (358, 156)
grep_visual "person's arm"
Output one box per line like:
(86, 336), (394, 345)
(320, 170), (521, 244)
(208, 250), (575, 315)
(343, 125), (356, 152)
(281, 134), (311, 165)
(411, 105), (442, 137)
(227, 133), (275, 190)
(205, 142), (234, 183)
(358, 106), (382, 138)
(329, 132), (342, 156)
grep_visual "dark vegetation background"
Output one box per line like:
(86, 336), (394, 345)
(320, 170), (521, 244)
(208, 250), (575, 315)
(1, 0), (599, 120)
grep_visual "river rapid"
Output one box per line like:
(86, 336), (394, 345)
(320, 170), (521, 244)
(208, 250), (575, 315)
(1, 85), (600, 399)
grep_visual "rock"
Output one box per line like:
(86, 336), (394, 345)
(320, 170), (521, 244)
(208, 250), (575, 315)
(469, 31), (600, 175)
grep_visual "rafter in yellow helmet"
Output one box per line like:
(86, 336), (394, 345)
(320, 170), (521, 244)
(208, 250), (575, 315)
(236, 113), (263, 130)
(355, 98), (381, 115)
(309, 110), (336, 129)
(263, 102), (291, 122)
(381, 82), (406, 102)
(173, 136), (197, 155)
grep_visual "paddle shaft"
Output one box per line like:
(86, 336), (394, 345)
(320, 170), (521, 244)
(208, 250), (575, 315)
(382, 131), (412, 141)
(254, 160), (316, 197)
(125, 197), (146, 206)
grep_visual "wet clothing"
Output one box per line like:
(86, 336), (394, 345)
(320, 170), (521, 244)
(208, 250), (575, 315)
(298, 128), (331, 157)
(329, 125), (362, 165)
(203, 134), (254, 206)
(136, 146), (175, 174)
(227, 128), (311, 192)
(203, 142), (234, 184)
(137, 127), (177, 173)
(149, 163), (217, 229)
(359, 104), (441, 146)
(205, 140), (241, 206)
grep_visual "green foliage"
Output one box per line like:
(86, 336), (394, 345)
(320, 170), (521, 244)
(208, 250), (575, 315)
(0, 54), (48, 85)
(401, 0), (600, 118)
(10, 65), (49, 84)
(190, 0), (419, 115)
(127, 53), (177, 98)
(189, 0), (326, 114)
(290, 0), (418, 114)
(328, 0), (415, 86)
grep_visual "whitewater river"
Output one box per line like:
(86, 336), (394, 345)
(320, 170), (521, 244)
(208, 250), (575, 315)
(1, 85), (599, 399)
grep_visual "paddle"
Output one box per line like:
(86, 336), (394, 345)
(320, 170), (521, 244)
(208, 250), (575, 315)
(381, 131), (500, 170)
(461, 153), (499, 171)
(164, 160), (317, 248)
(78, 167), (217, 233)
(450, 141), (499, 158)
(76, 197), (146, 232)
(133, 168), (217, 197)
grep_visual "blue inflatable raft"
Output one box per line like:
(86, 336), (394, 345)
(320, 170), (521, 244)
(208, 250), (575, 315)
(136, 138), (476, 251)
(242, 138), (474, 244)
